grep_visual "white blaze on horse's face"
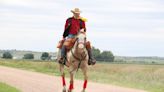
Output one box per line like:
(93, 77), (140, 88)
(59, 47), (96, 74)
(78, 43), (84, 49)
(77, 32), (86, 49)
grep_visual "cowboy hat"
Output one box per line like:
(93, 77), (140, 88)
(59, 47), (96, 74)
(71, 8), (81, 13)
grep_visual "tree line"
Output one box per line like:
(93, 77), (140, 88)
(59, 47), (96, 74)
(1, 52), (51, 60)
(1, 47), (115, 62)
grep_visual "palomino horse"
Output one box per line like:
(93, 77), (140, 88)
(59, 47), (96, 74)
(58, 30), (89, 92)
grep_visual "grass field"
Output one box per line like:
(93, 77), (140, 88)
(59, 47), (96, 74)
(0, 59), (164, 92)
(0, 82), (20, 92)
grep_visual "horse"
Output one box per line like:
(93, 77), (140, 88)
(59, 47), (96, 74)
(57, 29), (89, 92)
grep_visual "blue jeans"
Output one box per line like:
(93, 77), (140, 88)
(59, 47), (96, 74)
(61, 34), (76, 58)
(67, 34), (76, 38)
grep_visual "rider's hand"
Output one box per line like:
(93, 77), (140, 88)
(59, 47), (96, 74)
(62, 37), (65, 40)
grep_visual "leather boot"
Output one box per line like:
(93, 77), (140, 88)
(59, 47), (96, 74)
(87, 49), (96, 65)
(58, 45), (66, 65)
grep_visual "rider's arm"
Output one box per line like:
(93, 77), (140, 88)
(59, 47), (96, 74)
(81, 21), (86, 32)
(64, 19), (69, 31)
(63, 18), (71, 38)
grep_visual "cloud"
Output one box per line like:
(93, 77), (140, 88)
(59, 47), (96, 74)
(1, 0), (31, 6)
(0, 28), (59, 51)
(85, 0), (164, 13)
(89, 28), (164, 40)
(0, 0), (164, 56)
(1, 0), (62, 9)
(0, 12), (65, 25)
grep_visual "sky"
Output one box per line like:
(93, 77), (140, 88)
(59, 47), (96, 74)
(0, 0), (164, 56)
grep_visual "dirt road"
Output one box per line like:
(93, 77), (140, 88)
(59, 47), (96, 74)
(0, 66), (147, 92)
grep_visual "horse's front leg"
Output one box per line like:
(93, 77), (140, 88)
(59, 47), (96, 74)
(81, 66), (88, 92)
(60, 64), (66, 92)
(68, 71), (74, 92)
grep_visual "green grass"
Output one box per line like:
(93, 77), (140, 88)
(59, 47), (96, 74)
(0, 59), (164, 92)
(0, 82), (20, 92)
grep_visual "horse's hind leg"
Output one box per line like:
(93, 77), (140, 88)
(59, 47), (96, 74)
(81, 67), (88, 92)
(60, 64), (66, 92)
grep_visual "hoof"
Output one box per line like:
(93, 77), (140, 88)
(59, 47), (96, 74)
(67, 89), (73, 92)
(62, 88), (66, 92)
(81, 89), (85, 92)
(62, 89), (66, 92)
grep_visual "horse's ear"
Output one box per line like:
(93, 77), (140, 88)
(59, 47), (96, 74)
(80, 29), (85, 33)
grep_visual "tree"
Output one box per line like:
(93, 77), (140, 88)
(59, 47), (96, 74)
(92, 47), (101, 60)
(92, 47), (115, 62)
(41, 52), (49, 60)
(2, 52), (13, 59)
(23, 53), (34, 59)
(101, 51), (114, 62)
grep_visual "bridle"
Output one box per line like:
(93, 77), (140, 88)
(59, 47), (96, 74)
(71, 37), (87, 61)
(70, 33), (87, 71)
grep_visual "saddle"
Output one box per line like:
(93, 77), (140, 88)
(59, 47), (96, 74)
(57, 38), (77, 51)
(57, 38), (91, 51)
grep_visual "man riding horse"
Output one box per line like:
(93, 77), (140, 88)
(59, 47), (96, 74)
(58, 8), (96, 66)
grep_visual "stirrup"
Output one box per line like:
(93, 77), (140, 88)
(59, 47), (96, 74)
(58, 57), (66, 65)
(58, 58), (64, 64)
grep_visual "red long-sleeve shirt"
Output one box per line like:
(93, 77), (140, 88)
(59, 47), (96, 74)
(64, 17), (86, 35)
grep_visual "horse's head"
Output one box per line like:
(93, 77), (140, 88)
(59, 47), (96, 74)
(76, 29), (86, 49)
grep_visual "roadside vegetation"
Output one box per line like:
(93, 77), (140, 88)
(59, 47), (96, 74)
(0, 82), (20, 92)
(0, 59), (164, 92)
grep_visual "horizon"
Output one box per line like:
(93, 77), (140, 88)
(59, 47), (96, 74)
(0, 0), (164, 57)
(1, 49), (164, 58)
